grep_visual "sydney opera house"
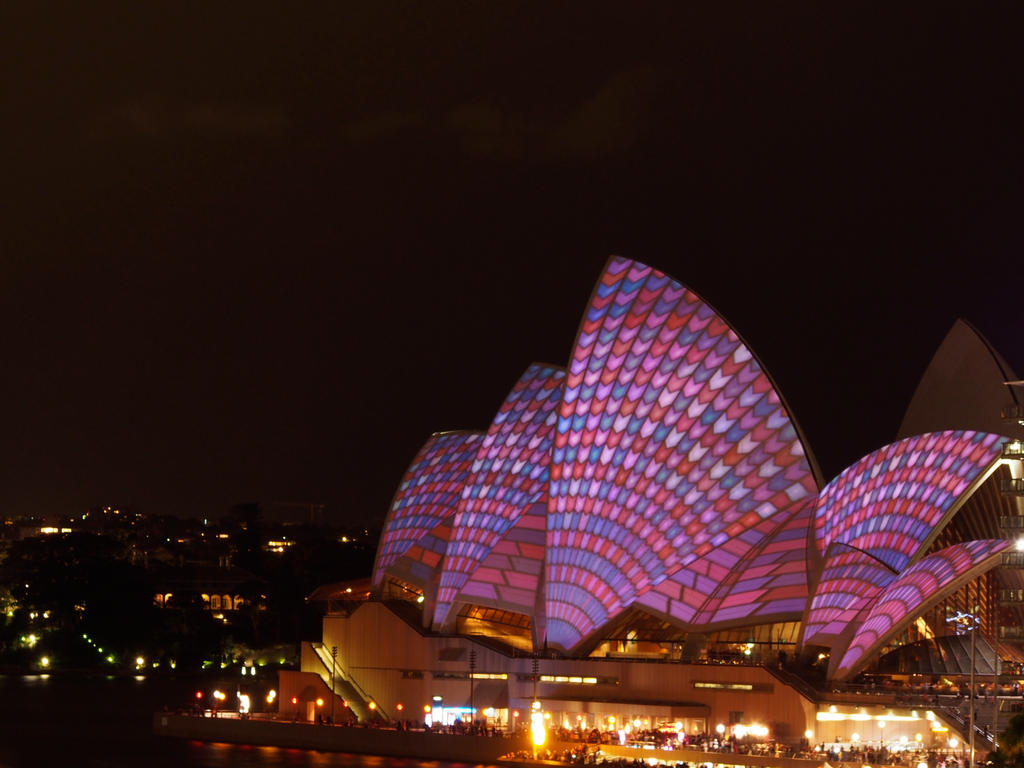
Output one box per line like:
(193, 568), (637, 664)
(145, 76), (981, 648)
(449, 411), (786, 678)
(289, 257), (1024, 748)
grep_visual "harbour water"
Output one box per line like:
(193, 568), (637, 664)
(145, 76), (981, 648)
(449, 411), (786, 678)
(0, 673), (480, 768)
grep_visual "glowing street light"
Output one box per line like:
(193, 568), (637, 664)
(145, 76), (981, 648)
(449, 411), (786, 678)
(947, 610), (980, 766)
(531, 708), (547, 751)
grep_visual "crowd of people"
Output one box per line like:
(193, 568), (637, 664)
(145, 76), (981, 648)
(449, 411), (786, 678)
(500, 725), (977, 768)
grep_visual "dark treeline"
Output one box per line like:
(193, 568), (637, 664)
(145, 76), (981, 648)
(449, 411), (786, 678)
(0, 504), (377, 671)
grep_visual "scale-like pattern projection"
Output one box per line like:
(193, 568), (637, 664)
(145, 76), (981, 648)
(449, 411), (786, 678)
(636, 550), (730, 626)
(546, 257), (818, 651)
(696, 498), (815, 627)
(450, 501), (547, 616)
(813, 431), (1003, 572)
(802, 544), (897, 647)
(384, 516), (457, 592)
(433, 365), (565, 627)
(834, 539), (1011, 679)
(372, 431), (483, 586)
(370, 258), (1013, 678)
(637, 500), (808, 626)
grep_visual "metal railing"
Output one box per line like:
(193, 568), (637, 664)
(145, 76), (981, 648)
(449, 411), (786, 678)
(310, 641), (388, 721)
(1002, 440), (1024, 460)
(1002, 551), (1024, 568)
(1002, 405), (1024, 425)
(1001, 478), (1024, 496)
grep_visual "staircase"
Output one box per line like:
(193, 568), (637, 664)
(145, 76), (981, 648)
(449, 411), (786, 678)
(307, 641), (385, 722)
(939, 697), (1002, 753)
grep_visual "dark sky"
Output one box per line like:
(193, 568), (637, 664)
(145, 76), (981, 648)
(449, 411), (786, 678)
(3, 3), (1023, 524)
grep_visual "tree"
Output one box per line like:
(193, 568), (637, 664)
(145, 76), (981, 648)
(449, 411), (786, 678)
(993, 713), (1024, 768)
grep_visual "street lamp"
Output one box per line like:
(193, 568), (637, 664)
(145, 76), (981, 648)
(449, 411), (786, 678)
(330, 645), (338, 725)
(947, 610), (981, 767)
(469, 649), (476, 726)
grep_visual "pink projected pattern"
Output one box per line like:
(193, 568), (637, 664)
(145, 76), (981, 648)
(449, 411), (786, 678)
(637, 500), (813, 627)
(433, 364), (565, 627)
(696, 498), (815, 626)
(802, 544), (897, 647)
(813, 431), (1003, 572)
(372, 431), (483, 587)
(384, 516), (456, 592)
(834, 539), (1011, 679)
(370, 257), (1010, 674)
(453, 502), (547, 616)
(546, 257), (818, 650)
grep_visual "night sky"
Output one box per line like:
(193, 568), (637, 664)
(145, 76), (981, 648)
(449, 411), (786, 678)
(4, 4), (1023, 525)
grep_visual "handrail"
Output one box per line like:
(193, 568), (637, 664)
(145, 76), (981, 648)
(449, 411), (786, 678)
(762, 664), (821, 703)
(311, 642), (388, 721)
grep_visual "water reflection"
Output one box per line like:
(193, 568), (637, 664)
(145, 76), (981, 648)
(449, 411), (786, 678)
(0, 673), (495, 768)
(186, 741), (489, 768)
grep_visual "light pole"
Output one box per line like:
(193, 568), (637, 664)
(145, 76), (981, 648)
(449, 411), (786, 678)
(993, 650), (1000, 753)
(469, 649), (476, 727)
(947, 611), (980, 768)
(970, 625), (976, 768)
(331, 645), (338, 725)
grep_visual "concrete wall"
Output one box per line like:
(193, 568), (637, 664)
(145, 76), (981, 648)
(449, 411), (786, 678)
(278, 669), (350, 722)
(153, 713), (529, 760)
(322, 602), (816, 740)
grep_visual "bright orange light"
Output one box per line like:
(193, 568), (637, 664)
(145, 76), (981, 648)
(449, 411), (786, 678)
(424, 705), (432, 713)
(316, 698), (324, 707)
(368, 701), (376, 710)
(291, 697), (298, 705)
(396, 703), (404, 711)
(531, 712), (547, 747)
(195, 691), (203, 699)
